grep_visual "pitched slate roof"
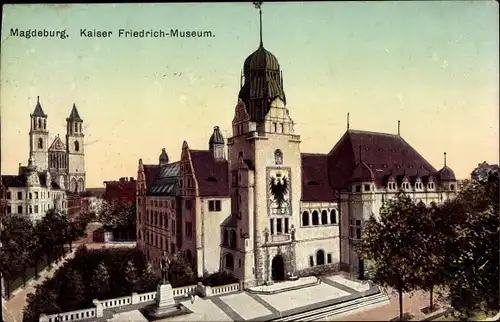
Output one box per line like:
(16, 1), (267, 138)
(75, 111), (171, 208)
(143, 165), (160, 190)
(190, 150), (229, 197)
(327, 129), (438, 190)
(147, 162), (180, 197)
(67, 104), (82, 122)
(300, 153), (337, 202)
(31, 96), (47, 117)
(2, 173), (61, 189)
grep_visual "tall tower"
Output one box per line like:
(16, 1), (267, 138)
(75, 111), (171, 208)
(65, 103), (85, 192)
(29, 96), (49, 170)
(225, 2), (301, 286)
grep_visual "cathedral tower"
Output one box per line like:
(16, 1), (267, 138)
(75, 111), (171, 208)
(29, 96), (49, 171)
(65, 103), (85, 192)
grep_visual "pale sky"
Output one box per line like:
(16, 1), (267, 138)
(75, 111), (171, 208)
(1, 2), (498, 188)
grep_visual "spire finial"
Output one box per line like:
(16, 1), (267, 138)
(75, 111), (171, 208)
(398, 120), (401, 136)
(253, 2), (263, 46)
(444, 152), (447, 167)
(347, 112), (350, 130)
(37, 96), (40, 103)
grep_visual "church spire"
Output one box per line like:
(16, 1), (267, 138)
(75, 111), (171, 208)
(254, 2), (263, 46)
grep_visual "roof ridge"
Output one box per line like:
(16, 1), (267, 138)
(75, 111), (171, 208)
(347, 129), (400, 137)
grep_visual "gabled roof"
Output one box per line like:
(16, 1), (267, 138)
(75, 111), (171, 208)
(300, 153), (337, 202)
(190, 150), (229, 197)
(147, 162), (180, 197)
(327, 129), (438, 189)
(31, 96), (47, 118)
(67, 104), (82, 122)
(49, 135), (66, 151)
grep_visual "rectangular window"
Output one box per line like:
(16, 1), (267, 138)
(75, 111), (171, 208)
(17, 205), (22, 213)
(35, 192), (39, 199)
(356, 219), (361, 226)
(355, 186), (361, 193)
(276, 218), (282, 234)
(172, 220), (175, 235)
(270, 219), (274, 235)
(364, 184), (370, 191)
(17, 191), (22, 200)
(356, 227), (362, 239)
(284, 218), (289, 233)
(309, 256), (314, 267)
(185, 199), (192, 210)
(34, 205), (39, 213)
(327, 253), (332, 264)
(7, 206), (11, 213)
(450, 184), (455, 191)
(273, 122), (277, 132)
(280, 123), (284, 133)
(209, 200), (222, 212)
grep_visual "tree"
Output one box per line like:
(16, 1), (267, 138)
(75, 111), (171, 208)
(23, 288), (61, 322)
(125, 260), (139, 292)
(412, 201), (450, 312)
(137, 263), (159, 292)
(168, 252), (197, 288)
(442, 175), (499, 319)
(99, 201), (136, 240)
(358, 192), (422, 321)
(471, 161), (499, 182)
(90, 263), (111, 299)
(58, 268), (86, 311)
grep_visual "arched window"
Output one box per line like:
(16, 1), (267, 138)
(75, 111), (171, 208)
(43, 119), (46, 129)
(312, 211), (319, 225)
(321, 210), (328, 225)
(74, 123), (78, 133)
(330, 209), (337, 224)
(225, 253), (234, 270)
(74, 140), (80, 152)
(316, 249), (325, 266)
(38, 119), (42, 129)
(302, 211), (309, 226)
(230, 230), (237, 248)
(37, 138), (43, 149)
(222, 229), (229, 246)
(274, 149), (283, 165)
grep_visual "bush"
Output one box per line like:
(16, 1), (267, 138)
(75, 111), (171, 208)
(200, 271), (239, 287)
(22, 246), (157, 322)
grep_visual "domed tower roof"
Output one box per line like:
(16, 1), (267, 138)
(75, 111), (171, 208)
(237, 3), (286, 123)
(438, 152), (456, 181)
(159, 148), (169, 166)
(209, 126), (225, 147)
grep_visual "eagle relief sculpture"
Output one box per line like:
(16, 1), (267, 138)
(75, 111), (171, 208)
(269, 171), (289, 209)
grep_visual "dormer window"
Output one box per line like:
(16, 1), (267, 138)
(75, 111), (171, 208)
(415, 181), (423, 190)
(364, 184), (370, 192)
(402, 182), (410, 190)
(428, 182), (435, 190)
(388, 181), (396, 190)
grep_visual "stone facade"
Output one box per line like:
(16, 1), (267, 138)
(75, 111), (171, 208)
(29, 97), (86, 193)
(136, 38), (458, 288)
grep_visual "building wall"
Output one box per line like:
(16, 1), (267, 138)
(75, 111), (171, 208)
(4, 186), (67, 222)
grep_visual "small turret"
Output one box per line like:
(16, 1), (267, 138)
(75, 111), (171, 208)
(209, 126), (225, 160)
(159, 148), (169, 167)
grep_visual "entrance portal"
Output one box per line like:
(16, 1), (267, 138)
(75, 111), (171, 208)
(271, 255), (285, 281)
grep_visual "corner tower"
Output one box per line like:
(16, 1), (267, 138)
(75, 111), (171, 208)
(29, 96), (49, 170)
(66, 103), (85, 192)
(226, 2), (301, 287)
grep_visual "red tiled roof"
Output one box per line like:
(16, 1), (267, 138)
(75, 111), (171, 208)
(104, 180), (136, 203)
(190, 150), (229, 197)
(143, 165), (160, 189)
(327, 129), (438, 190)
(301, 153), (337, 202)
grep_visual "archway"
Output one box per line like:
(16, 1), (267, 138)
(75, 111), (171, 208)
(271, 255), (285, 281)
